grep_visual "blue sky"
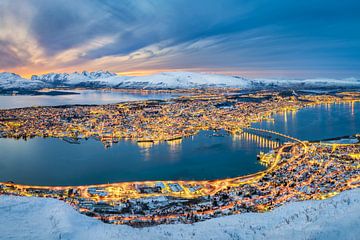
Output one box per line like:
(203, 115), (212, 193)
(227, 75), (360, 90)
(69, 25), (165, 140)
(0, 0), (359, 78)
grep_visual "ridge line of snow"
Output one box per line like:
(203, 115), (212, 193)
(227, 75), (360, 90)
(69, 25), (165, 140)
(0, 188), (359, 239)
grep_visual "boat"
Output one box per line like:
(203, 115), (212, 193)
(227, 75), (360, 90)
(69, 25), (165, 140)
(166, 136), (183, 141)
(137, 139), (154, 143)
(62, 137), (80, 144)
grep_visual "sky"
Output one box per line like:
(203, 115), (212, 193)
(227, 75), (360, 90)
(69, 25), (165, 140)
(0, 0), (359, 78)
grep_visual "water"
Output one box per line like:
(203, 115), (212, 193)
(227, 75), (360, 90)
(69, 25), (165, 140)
(0, 90), (183, 109)
(0, 131), (270, 186)
(0, 102), (358, 186)
(252, 102), (360, 141)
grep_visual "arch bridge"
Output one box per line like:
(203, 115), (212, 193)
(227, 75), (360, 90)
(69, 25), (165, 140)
(242, 127), (302, 144)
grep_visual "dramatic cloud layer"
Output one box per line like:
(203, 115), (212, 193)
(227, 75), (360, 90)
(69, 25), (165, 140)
(0, 0), (359, 78)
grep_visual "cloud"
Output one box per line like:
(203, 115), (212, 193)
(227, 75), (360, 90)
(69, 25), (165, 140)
(53, 36), (117, 66)
(0, 1), (46, 69)
(0, 0), (359, 78)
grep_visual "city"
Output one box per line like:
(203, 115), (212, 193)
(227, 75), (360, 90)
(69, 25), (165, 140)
(0, 90), (359, 226)
(0, 90), (358, 147)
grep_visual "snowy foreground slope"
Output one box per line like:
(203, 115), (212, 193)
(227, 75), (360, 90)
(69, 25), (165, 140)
(0, 188), (359, 240)
(1, 71), (360, 90)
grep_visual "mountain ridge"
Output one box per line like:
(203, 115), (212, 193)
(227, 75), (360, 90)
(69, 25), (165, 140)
(1, 71), (360, 90)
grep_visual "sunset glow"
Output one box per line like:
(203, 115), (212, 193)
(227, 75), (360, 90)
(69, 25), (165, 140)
(1, 0), (359, 79)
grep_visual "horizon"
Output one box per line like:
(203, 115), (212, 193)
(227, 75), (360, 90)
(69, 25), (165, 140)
(1, 0), (360, 79)
(2, 69), (359, 81)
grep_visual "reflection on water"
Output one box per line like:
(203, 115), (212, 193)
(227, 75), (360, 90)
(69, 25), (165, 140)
(0, 90), (183, 109)
(233, 132), (281, 149)
(0, 130), (271, 186)
(252, 101), (360, 141)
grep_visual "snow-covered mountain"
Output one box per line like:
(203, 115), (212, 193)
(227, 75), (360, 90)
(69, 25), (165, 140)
(251, 77), (360, 89)
(31, 70), (117, 87)
(114, 72), (251, 89)
(28, 71), (250, 89)
(1, 71), (360, 90)
(27, 71), (360, 89)
(0, 72), (45, 90)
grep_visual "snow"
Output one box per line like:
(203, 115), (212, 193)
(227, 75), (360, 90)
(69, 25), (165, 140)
(114, 72), (251, 89)
(119, 74), (360, 89)
(252, 77), (360, 89)
(28, 71), (249, 89)
(0, 72), (45, 90)
(0, 188), (359, 240)
(31, 70), (118, 86)
(1, 71), (360, 90)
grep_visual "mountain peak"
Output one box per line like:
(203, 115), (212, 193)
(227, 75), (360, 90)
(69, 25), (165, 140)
(0, 72), (23, 80)
(31, 70), (117, 84)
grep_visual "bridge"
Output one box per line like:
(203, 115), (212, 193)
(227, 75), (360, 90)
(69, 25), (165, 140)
(242, 127), (302, 143)
(234, 131), (281, 149)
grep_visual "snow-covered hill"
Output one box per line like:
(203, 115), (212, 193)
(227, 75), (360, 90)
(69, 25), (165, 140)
(0, 72), (45, 90)
(0, 188), (359, 240)
(1, 71), (360, 90)
(251, 77), (360, 89)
